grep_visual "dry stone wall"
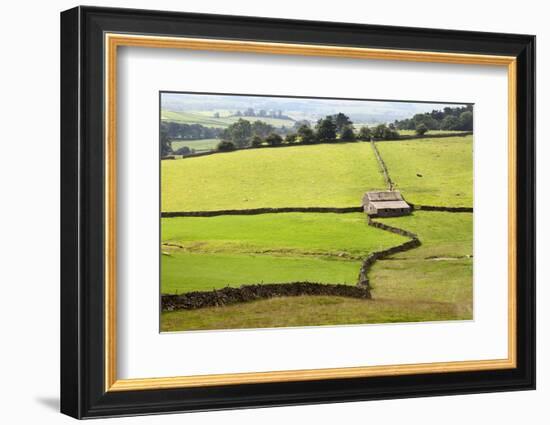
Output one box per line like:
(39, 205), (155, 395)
(370, 140), (394, 190)
(410, 204), (473, 213)
(357, 216), (421, 287)
(162, 206), (363, 218)
(162, 282), (372, 311)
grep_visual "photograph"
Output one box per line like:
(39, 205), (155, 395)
(159, 92), (474, 332)
(57, 5), (536, 419)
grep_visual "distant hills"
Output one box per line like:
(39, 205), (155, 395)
(161, 92), (469, 126)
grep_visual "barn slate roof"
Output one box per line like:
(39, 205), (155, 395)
(369, 200), (410, 210)
(363, 190), (404, 202)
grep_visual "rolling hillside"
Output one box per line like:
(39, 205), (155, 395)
(161, 109), (295, 128)
(161, 142), (385, 212)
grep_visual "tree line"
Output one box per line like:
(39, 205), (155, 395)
(393, 105), (473, 132)
(161, 105), (473, 157)
(161, 121), (223, 140)
(215, 113), (401, 152)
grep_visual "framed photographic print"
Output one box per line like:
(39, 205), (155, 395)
(60, 6), (535, 419)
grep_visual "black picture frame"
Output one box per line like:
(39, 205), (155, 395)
(61, 5), (535, 419)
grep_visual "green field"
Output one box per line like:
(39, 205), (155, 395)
(171, 138), (219, 153)
(378, 211), (472, 259)
(376, 136), (473, 207)
(160, 135), (474, 331)
(162, 110), (294, 128)
(161, 213), (406, 293)
(365, 210), (473, 323)
(162, 213), (405, 257)
(161, 142), (385, 212)
(163, 254), (361, 294)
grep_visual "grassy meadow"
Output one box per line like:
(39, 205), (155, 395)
(376, 136), (473, 207)
(379, 211), (473, 259)
(171, 138), (220, 153)
(161, 213), (407, 293)
(161, 142), (385, 212)
(161, 110), (293, 128)
(161, 291), (469, 331)
(367, 210), (473, 323)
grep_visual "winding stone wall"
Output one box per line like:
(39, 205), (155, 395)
(366, 216), (418, 238)
(356, 217), (421, 287)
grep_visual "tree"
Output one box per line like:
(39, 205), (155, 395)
(441, 115), (460, 130)
(332, 113), (353, 134)
(174, 146), (192, 155)
(393, 105), (474, 131)
(415, 123), (428, 136)
(160, 129), (172, 156)
(458, 111), (473, 131)
(297, 125), (316, 144)
(358, 126), (372, 140)
(161, 121), (223, 140)
(213, 112), (220, 118)
(251, 135), (263, 147)
(217, 140), (236, 152)
(265, 133), (283, 146)
(315, 116), (337, 141)
(223, 118), (252, 147)
(430, 109), (445, 121)
(412, 113), (439, 130)
(285, 133), (298, 144)
(372, 124), (388, 139)
(251, 120), (274, 138)
(383, 125), (400, 140)
(293, 120), (311, 130)
(340, 125), (356, 141)
(372, 124), (399, 140)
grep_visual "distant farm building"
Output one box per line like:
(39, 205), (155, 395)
(362, 191), (411, 217)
